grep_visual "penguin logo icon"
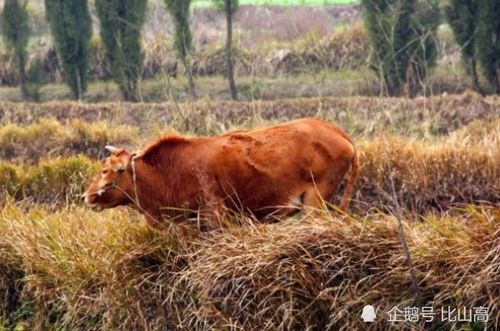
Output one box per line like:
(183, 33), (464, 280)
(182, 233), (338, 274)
(361, 305), (376, 322)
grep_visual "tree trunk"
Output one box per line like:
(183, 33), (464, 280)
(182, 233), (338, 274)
(75, 66), (83, 101)
(495, 66), (500, 94)
(225, 0), (238, 100)
(469, 57), (482, 93)
(123, 77), (139, 102)
(18, 49), (28, 99)
(182, 56), (197, 99)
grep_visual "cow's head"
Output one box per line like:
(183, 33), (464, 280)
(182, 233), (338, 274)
(82, 145), (136, 211)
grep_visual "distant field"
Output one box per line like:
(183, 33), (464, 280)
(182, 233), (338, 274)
(195, 0), (358, 7)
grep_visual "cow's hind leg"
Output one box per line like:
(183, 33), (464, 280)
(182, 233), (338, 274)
(301, 179), (343, 216)
(298, 185), (328, 218)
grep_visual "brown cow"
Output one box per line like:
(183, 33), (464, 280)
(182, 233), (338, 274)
(83, 118), (359, 229)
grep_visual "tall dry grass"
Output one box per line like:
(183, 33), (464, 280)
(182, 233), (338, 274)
(1, 122), (497, 211)
(0, 203), (497, 330)
(0, 93), (497, 329)
(357, 134), (499, 212)
(0, 118), (138, 163)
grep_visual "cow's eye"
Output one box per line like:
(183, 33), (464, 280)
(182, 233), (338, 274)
(102, 170), (108, 175)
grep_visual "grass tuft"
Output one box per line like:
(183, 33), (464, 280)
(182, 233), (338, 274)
(0, 118), (138, 163)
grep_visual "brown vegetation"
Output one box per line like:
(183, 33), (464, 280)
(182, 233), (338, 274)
(0, 118), (137, 163)
(1, 119), (498, 211)
(1, 93), (498, 135)
(0, 204), (497, 330)
(0, 93), (498, 329)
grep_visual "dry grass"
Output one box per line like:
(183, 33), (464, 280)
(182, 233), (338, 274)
(0, 203), (497, 330)
(0, 119), (498, 211)
(188, 207), (499, 330)
(357, 133), (500, 212)
(0, 118), (138, 163)
(1, 93), (498, 136)
(0, 94), (498, 329)
(0, 156), (99, 204)
(0, 203), (200, 330)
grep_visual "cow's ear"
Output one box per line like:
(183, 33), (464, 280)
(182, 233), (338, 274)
(111, 150), (133, 172)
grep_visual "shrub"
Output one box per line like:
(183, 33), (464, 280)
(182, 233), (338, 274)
(25, 58), (44, 101)
(0, 118), (138, 163)
(21, 156), (99, 204)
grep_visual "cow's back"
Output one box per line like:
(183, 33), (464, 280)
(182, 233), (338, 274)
(205, 118), (356, 218)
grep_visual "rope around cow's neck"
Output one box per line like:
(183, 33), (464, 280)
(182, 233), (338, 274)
(131, 156), (142, 210)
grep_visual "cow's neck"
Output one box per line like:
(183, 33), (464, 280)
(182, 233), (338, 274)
(128, 156), (197, 221)
(127, 158), (167, 219)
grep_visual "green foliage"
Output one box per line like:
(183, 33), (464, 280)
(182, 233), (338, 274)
(443, 0), (478, 66)
(1, 0), (30, 98)
(443, 0), (481, 91)
(213, 0), (239, 12)
(361, 0), (439, 96)
(44, 0), (92, 100)
(476, 0), (500, 92)
(408, 0), (440, 95)
(164, 0), (192, 59)
(362, 0), (415, 96)
(164, 0), (197, 98)
(95, 0), (148, 102)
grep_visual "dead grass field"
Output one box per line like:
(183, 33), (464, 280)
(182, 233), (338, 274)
(0, 93), (499, 330)
(1, 204), (498, 330)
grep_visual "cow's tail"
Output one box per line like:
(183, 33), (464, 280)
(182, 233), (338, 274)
(339, 147), (360, 211)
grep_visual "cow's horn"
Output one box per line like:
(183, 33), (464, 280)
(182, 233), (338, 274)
(105, 145), (118, 154)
